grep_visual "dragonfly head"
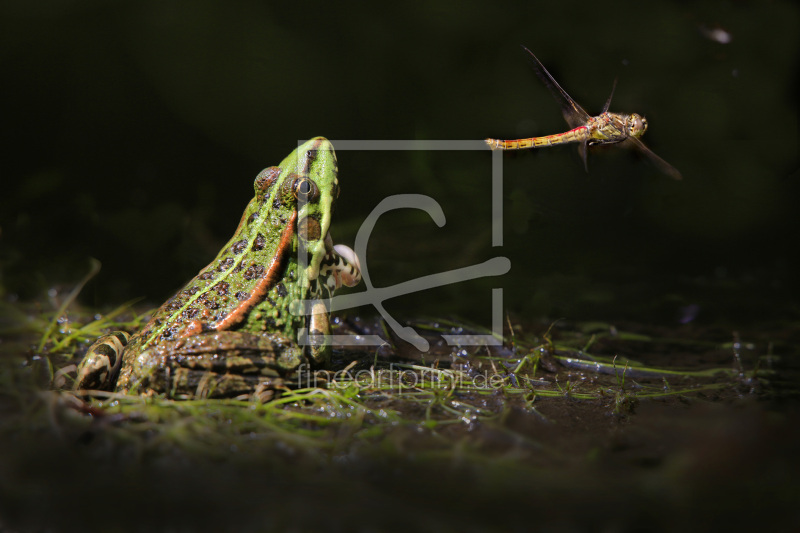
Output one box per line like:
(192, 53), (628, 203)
(627, 113), (648, 138)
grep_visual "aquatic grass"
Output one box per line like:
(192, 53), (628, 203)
(48, 299), (149, 356)
(0, 285), (779, 470)
(0, 261), (149, 363)
(553, 352), (738, 379)
(35, 259), (102, 354)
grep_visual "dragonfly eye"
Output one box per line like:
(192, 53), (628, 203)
(628, 114), (647, 136)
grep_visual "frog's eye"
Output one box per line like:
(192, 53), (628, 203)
(293, 177), (319, 203)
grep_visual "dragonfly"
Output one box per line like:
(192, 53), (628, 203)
(486, 47), (682, 180)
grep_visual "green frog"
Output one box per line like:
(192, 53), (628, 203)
(74, 137), (361, 399)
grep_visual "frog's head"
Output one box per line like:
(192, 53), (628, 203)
(626, 113), (648, 139)
(273, 137), (339, 285)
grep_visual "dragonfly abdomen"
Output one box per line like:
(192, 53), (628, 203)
(486, 126), (589, 151)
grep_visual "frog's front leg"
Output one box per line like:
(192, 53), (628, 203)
(117, 331), (305, 399)
(303, 242), (362, 365)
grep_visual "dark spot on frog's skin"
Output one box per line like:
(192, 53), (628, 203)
(231, 240), (248, 255)
(275, 283), (288, 298)
(272, 197), (283, 209)
(235, 291), (249, 301)
(165, 298), (185, 312)
(244, 264), (265, 281)
(218, 257), (235, 271)
(199, 271), (215, 281)
(233, 259), (245, 273)
(201, 297), (220, 310)
(181, 286), (200, 297)
(111, 331), (129, 346)
(213, 281), (230, 296)
(168, 323), (187, 338)
(184, 307), (200, 319)
(252, 233), (266, 251)
(92, 342), (119, 364)
(248, 212), (259, 225)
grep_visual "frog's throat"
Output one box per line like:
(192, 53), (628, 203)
(211, 211), (298, 331)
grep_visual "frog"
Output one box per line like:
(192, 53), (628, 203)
(74, 137), (361, 400)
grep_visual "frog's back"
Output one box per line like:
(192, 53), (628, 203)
(133, 137), (338, 350)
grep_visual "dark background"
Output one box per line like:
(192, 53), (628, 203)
(2, 1), (798, 328)
(2, 3), (799, 532)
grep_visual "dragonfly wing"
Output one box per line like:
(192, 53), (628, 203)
(578, 141), (589, 172)
(521, 46), (591, 129)
(602, 78), (618, 114)
(627, 136), (682, 180)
